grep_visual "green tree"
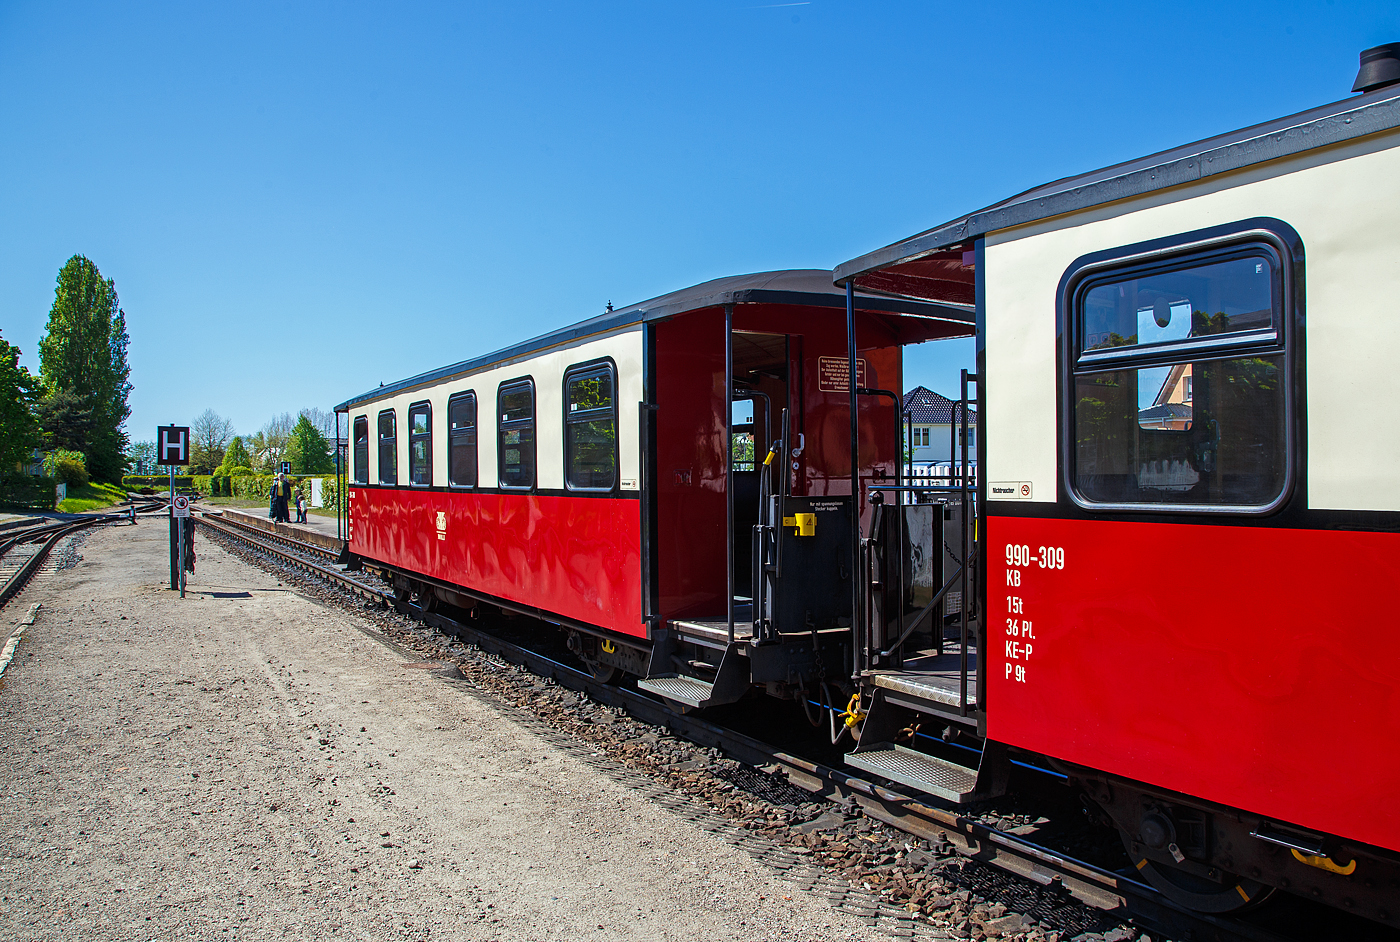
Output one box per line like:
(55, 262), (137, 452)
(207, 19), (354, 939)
(0, 330), (40, 472)
(33, 388), (96, 453)
(219, 435), (252, 473)
(285, 415), (333, 474)
(127, 440), (157, 475)
(37, 255), (132, 482)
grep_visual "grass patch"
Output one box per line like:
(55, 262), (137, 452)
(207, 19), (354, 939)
(57, 481), (129, 513)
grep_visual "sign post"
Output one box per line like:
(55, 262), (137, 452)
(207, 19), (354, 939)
(172, 492), (191, 596)
(159, 425), (191, 592)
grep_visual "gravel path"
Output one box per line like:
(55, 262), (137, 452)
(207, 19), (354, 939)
(0, 519), (876, 941)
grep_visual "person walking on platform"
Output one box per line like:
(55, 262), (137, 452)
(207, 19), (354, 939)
(295, 489), (307, 523)
(271, 474), (292, 523)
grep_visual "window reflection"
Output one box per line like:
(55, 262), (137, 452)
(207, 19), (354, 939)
(1071, 243), (1287, 509)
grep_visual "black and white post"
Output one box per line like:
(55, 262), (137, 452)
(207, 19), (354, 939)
(158, 425), (191, 591)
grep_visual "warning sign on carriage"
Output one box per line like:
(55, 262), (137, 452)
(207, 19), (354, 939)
(817, 356), (867, 393)
(171, 495), (191, 518)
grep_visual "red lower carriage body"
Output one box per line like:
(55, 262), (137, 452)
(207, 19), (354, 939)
(349, 486), (644, 639)
(987, 515), (1400, 855)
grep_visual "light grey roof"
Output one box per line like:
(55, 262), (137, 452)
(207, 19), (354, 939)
(337, 270), (974, 412)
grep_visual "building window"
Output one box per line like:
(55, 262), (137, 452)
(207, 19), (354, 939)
(352, 416), (369, 485)
(916, 428), (930, 447)
(564, 362), (617, 490)
(377, 410), (397, 485)
(408, 401), (431, 486)
(448, 392), (477, 487)
(497, 379), (535, 489)
(1067, 235), (1290, 510)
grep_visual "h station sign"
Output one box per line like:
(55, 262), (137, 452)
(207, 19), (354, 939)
(159, 425), (191, 466)
(159, 425), (193, 598)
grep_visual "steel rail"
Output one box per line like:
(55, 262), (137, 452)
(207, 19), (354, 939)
(206, 519), (1294, 942)
(0, 517), (106, 608)
(196, 514), (387, 602)
(196, 511), (342, 563)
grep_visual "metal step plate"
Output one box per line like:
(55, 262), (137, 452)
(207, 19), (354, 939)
(845, 742), (979, 803)
(636, 674), (715, 708)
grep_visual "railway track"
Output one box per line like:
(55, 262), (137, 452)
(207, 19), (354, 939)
(1, 499), (165, 610)
(195, 512), (1331, 942)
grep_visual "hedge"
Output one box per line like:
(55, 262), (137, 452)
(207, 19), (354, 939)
(122, 475), (195, 490)
(119, 473), (344, 510)
(0, 473), (59, 511)
(174, 473), (343, 511)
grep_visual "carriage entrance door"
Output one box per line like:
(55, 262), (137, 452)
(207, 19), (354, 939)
(729, 331), (798, 605)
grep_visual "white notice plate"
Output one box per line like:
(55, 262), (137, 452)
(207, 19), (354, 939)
(988, 481), (1034, 500)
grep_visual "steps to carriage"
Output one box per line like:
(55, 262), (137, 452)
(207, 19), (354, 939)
(845, 743), (980, 803)
(844, 684), (1009, 804)
(637, 636), (751, 709)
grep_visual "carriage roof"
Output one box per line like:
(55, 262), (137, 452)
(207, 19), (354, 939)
(337, 268), (972, 411)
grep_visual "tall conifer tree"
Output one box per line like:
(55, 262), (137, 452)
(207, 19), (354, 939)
(38, 255), (132, 482)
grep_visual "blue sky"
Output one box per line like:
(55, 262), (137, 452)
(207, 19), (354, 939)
(1, 1), (1395, 447)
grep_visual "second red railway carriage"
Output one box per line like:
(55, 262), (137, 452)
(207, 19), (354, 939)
(338, 269), (972, 693)
(338, 46), (1400, 928)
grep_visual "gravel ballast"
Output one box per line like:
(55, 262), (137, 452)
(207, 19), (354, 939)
(0, 519), (885, 941)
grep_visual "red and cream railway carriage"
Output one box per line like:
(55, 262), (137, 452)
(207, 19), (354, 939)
(833, 45), (1400, 924)
(337, 270), (972, 699)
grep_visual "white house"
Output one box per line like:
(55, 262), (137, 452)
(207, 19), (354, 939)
(902, 385), (977, 481)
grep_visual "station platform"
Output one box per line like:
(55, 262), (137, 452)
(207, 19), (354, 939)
(208, 507), (347, 553)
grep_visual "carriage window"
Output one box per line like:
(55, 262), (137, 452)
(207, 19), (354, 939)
(353, 416), (368, 485)
(377, 410), (397, 485)
(497, 380), (535, 489)
(408, 401), (431, 486)
(1069, 243), (1287, 509)
(448, 392), (477, 487)
(1079, 255), (1276, 358)
(564, 363), (616, 490)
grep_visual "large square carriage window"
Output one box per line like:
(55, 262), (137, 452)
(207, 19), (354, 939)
(408, 401), (431, 486)
(448, 391), (477, 487)
(564, 363), (617, 490)
(1069, 240), (1289, 510)
(352, 416), (369, 485)
(377, 409), (397, 485)
(497, 380), (535, 489)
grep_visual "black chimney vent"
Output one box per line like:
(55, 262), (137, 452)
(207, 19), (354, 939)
(1352, 42), (1400, 93)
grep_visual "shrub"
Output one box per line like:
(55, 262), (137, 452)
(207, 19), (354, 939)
(43, 449), (90, 487)
(231, 473), (275, 502)
(319, 475), (344, 515)
(0, 472), (58, 510)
